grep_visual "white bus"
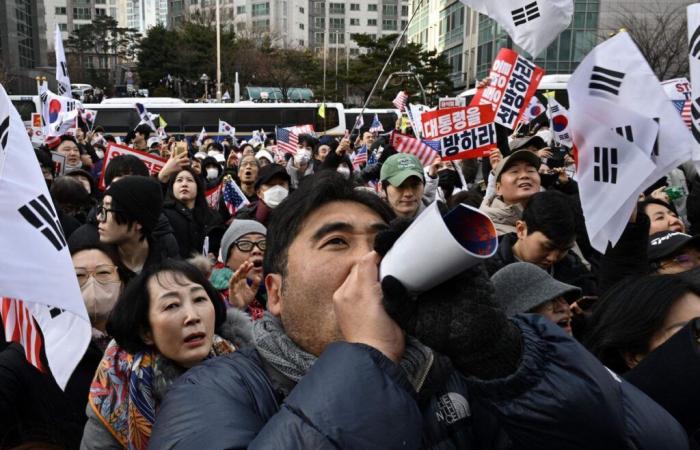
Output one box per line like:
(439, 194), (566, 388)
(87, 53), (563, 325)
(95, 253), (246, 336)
(9, 95), (41, 128)
(84, 101), (346, 137)
(458, 74), (571, 108)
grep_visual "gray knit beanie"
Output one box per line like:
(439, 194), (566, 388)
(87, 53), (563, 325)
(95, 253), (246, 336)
(490, 262), (581, 316)
(220, 219), (267, 263)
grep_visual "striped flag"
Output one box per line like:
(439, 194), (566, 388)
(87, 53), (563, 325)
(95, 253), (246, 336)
(2, 298), (45, 371)
(352, 145), (368, 169)
(222, 176), (250, 216)
(276, 127), (299, 155)
(390, 132), (439, 166)
(682, 99), (693, 130)
(369, 114), (384, 133)
(392, 91), (409, 111)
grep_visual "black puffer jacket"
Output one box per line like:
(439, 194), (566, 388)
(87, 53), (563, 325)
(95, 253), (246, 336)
(149, 315), (686, 450)
(162, 201), (224, 258)
(484, 232), (598, 296)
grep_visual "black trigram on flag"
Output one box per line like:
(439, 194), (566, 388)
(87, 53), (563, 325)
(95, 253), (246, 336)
(614, 125), (633, 142)
(0, 114), (9, 151)
(511, 1), (540, 26)
(594, 146), (618, 184)
(18, 194), (67, 251)
(550, 104), (560, 114)
(589, 66), (625, 97)
(690, 26), (700, 59)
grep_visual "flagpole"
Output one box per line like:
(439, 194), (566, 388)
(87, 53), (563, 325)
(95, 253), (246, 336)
(216, 0), (222, 102)
(349, 0), (424, 137)
(322, 0), (329, 104)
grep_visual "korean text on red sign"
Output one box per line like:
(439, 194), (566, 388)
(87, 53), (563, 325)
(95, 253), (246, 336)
(469, 48), (544, 130)
(421, 106), (486, 141)
(97, 143), (167, 190)
(434, 105), (497, 161)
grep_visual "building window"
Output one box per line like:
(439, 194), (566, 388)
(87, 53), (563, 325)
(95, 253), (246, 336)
(55, 6), (67, 14)
(350, 18), (359, 26)
(96, 8), (107, 15)
(367, 18), (377, 26)
(382, 4), (397, 15)
(350, 48), (359, 55)
(330, 17), (344, 29)
(299, 39), (304, 46)
(332, 33), (345, 44)
(350, 3), (360, 10)
(314, 17), (325, 28)
(401, 20), (407, 29)
(252, 19), (270, 30)
(73, 7), (91, 20)
(401, 5), (408, 16)
(299, 6), (304, 13)
(236, 5), (245, 13)
(299, 23), (304, 29)
(314, 32), (324, 42)
(110, 7), (117, 16)
(251, 2), (270, 16)
(329, 3), (345, 14)
(368, 4), (377, 11)
(58, 23), (68, 31)
(382, 19), (397, 30)
(95, 0), (106, 4)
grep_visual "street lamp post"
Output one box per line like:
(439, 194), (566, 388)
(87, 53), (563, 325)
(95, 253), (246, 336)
(200, 73), (210, 100)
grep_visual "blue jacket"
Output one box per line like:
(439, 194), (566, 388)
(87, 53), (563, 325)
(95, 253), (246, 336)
(150, 315), (687, 449)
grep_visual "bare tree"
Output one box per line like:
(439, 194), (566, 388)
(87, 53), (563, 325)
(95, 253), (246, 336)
(608, 1), (689, 80)
(0, 59), (15, 88)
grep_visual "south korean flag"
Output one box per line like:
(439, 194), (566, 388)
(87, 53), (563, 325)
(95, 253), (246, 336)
(687, 3), (700, 166)
(462, 0), (573, 57)
(568, 31), (696, 191)
(569, 100), (657, 252)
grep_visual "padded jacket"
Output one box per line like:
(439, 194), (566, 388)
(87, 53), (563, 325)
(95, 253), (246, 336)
(149, 315), (687, 450)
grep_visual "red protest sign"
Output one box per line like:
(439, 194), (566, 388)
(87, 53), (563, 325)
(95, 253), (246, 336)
(421, 106), (488, 140)
(437, 108), (497, 161)
(469, 48), (544, 130)
(97, 142), (167, 191)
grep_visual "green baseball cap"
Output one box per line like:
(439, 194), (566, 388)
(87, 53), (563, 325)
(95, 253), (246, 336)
(380, 153), (425, 186)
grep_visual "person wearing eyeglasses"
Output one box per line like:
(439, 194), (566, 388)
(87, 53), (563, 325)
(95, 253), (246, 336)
(649, 231), (700, 274)
(218, 219), (268, 318)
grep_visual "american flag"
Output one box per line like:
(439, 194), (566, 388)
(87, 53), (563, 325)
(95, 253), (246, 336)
(672, 99), (693, 130)
(392, 91), (409, 112)
(223, 177), (250, 216)
(276, 127), (298, 155)
(369, 114), (384, 133)
(2, 297), (45, 372)
(390, 132), (439, 166)
(352, 145), (368, 169)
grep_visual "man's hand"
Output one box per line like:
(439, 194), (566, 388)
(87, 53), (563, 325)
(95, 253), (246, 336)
(158, 150), (190, 183)
(333, 252), (405, 363)
(428, 156), (442, 178)
(488, 149), (502, 171)
(537, 147), (553, 159)
(227, 261), (261, 310)
(337, 137), (351, 156)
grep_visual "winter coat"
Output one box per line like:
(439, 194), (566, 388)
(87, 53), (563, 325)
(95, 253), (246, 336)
(162, 201), (224, 259)
(479, 196), (524, 236)
(597, 212), (651, 294)
(286, 158), (314, 190)
(149, 315), (686, 450)
(484, 232), (598, 296)
(0, 342), (83, 449)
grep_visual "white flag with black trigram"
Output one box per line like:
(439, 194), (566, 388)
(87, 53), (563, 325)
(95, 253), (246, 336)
(460, 0), (573, 57)
(0, 83), (90, 389)
(568, 31), (696, 191)
(54, 24), (72, 98)
(569, 99), (657, 252)
(687, 3), (700, 167)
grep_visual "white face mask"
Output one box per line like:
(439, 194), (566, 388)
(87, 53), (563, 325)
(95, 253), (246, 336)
(94, 149), (105, 160)
(294, 149), (311, 166)
(263, 185), (289, 208)
(81, 277), (121, 324)
(206, 167), (219, 180)
(336, 165), (351, 179)
(64, 160), (82, 173)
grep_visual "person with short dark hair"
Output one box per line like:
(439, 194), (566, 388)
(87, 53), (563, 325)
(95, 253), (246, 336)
(97, 176), (168, 274)
(50, 176), (93, 225)
(150, 172), (684, 450)
(125, 123), (152, 151)
(485, 190), (597, 295)
(235, 163), (291, 226)
(103, 154), (150, 187)
(584, 273), (700, 439)
(80, 259), (252, 449)
(55, 135), (88, 173)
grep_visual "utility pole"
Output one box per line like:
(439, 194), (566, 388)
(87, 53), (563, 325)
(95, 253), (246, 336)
(216, 0), (222, 102)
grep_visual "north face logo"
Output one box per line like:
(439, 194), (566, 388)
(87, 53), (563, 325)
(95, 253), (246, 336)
(436, 392), (471, 425)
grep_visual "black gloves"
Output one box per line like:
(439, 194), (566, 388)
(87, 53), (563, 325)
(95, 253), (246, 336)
(375, 216), (522, 380)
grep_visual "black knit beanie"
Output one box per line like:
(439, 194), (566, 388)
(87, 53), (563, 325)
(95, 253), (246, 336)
(106, 176), (163, 235)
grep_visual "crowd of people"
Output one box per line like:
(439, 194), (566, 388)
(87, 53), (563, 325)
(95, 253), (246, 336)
(3, 109), (700, 450)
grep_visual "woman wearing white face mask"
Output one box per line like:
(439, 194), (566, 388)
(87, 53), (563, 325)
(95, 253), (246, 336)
(235, 164), (291, 226)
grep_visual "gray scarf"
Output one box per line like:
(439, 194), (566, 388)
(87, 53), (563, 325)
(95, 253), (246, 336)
(253, 312), (434, 391)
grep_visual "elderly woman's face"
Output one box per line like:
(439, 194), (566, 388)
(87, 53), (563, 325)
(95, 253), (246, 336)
(144, 271), (216, 368)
